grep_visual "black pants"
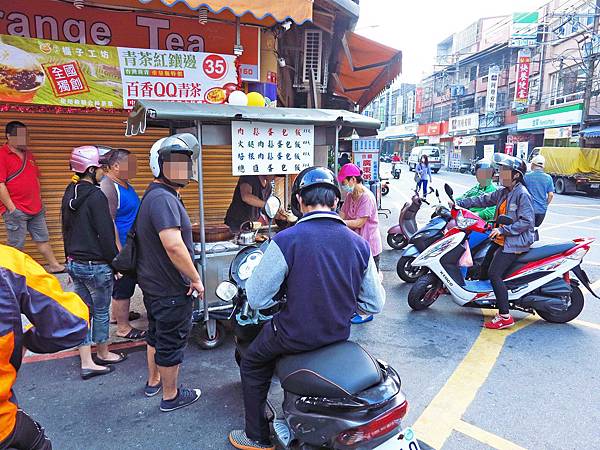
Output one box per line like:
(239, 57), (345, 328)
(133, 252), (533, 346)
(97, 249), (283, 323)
(0, 410), (51, 450)
(240, 322), (300, 444)
(488, 245), (519, 315)
(534, 213), (546, 227)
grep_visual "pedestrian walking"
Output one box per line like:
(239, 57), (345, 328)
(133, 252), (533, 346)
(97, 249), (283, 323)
(338, 163), (383, 325)
(0, 121), (65, 273)
(61, 145), (126, 379)
(100, 148), (146, 340)
(524, 155), (554, 227)
(137, 134), (204, 412)
(0, 244), (89, 450)
(415, 154), (432, 196)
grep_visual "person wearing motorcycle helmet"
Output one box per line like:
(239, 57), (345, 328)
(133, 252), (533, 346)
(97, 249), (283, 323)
(524, 154), (554, 226)
(228, 166), (385, 450)
(456, 153), (535, 330)
(337, 163), (383, 325)
(61, 146), (125, 379)
(136, 134), (203, 412)
(456, 158), (497, 221)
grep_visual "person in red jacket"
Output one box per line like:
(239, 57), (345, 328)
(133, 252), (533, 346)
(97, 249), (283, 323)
(0, 244), (89, 450)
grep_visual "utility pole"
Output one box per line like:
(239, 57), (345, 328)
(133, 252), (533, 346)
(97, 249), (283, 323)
(579, 0), (600, 147)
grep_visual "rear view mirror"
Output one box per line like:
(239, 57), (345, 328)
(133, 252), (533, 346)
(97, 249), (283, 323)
(497, 214), (513, 226)
(444, 183), (454, 198)
(264, 196), (281, 220)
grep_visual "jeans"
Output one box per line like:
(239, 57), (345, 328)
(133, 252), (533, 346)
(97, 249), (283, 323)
(417, 179), (428, 196)
(66, 261), (113, 346)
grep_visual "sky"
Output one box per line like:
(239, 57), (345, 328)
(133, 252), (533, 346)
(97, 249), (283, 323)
(356, 0), (547, 83)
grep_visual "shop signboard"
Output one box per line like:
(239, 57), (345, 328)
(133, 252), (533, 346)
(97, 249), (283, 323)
(380, 122), (418, 139)
(486, 66), (500, 114)
(418, 122), (441, 136)
(515, 49), (531, 104)
(231, 122), (314, 176)
(118, 48), (237, 108)
(543, 126), (572, 139)
(505, 143), (514, 155)
(516, 141), (529, 159)
(509, 12), (539, 48)
(428, 136), (441, 144)
(0, 0), (260, 81)
(484, 144), (495, 160)
(415, 87), (423, 115)
(353, 151), (380, 182)
(517, 104), (583, 131)
(453, 135), (476, 147)
(449, 113), (479, 133)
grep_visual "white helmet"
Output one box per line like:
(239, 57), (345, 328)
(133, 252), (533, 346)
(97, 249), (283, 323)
(149, 133), (199, 180)
(531, 154), (545, 168)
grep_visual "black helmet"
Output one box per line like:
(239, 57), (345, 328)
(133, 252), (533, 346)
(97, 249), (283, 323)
(290, 166), (341, 218)
(492, 153), (527, 177)
(474, 158), (493, 172)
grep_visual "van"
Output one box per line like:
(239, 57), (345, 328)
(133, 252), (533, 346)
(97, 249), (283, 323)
(408, 146), (442, 173)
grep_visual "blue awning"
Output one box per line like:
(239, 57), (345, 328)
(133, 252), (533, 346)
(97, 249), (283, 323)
(582, 125), (600, 138)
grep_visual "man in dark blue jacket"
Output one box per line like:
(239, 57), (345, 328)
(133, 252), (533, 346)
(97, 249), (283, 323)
(228, 167), (385, 450)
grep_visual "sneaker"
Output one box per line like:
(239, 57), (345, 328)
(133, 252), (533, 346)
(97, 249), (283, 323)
(484, 314), (515, 330)
(228, 430), (274, 450)
(351, 313), (374, 325)
(144, 382), (162, 397)
(160, 387), (201, 412)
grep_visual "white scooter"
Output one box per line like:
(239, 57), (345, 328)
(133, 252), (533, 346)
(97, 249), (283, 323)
(407, 184), (599, 323)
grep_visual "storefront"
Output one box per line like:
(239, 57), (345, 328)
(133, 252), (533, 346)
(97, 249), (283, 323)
(379, 123), (418, 160)
(418, 121), (449, 165)
(0, 0), (308, 261)
(517, 104), (583, 149)
(448, 113), (479, 169)
(475, 124), (515, 161)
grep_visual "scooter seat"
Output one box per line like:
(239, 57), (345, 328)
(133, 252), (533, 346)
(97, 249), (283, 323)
(515, 242), (576, 264)
(464, 279), (493, 293)
(276, 341), (382, 397)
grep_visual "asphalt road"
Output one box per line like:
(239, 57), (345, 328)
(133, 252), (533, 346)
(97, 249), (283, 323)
(15, 164), (600, 450)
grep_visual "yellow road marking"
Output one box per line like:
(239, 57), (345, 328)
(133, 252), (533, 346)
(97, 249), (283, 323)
(454, 420), (527, 450)
(572, 319), (600, 331)
(412, 311), (538, 449)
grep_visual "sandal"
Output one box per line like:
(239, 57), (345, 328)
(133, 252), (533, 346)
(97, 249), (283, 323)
(93, 352), (128, 366)
(117, 328), (147, 341)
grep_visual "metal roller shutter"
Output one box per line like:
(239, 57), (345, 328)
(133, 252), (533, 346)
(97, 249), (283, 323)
(0, 112), (237, 264)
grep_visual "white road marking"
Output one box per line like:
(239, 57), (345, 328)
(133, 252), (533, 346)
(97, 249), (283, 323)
(542, 215), (600, 232)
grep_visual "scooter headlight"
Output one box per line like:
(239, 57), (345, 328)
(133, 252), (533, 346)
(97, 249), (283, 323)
(215, 281), (238, 302)
(456, 210), (478, 230)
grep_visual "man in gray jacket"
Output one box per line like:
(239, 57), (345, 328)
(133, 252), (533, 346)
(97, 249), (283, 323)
(228, 167), (385, 450)
(457, 154), (534, 330)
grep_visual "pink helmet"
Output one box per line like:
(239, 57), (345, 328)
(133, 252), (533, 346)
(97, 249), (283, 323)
(337, 163), (362, 182)
(70, 146), (108, 173)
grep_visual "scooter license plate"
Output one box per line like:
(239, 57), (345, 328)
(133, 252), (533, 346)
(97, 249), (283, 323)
(374, 427), (421, 450)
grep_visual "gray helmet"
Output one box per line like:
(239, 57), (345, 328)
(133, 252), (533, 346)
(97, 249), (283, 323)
(492, 153), (527, 177)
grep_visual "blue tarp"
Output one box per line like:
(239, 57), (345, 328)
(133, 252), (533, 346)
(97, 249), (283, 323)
(582, 125), (600, 138)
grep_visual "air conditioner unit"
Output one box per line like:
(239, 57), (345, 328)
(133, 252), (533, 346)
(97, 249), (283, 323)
(303, 30), (323, 84)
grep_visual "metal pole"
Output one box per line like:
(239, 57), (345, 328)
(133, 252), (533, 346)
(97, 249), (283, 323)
(334, 126), (340, 174)
(580, 0), (600, 147)
(195, 120), (208, 322)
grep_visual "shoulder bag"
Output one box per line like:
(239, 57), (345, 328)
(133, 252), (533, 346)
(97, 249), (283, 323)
(111, 190), (150, 274)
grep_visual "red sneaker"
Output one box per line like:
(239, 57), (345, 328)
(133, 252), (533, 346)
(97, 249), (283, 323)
(483, 314), (514, 330)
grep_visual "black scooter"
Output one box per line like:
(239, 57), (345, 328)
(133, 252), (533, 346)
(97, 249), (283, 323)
(215, 197), (421, 450)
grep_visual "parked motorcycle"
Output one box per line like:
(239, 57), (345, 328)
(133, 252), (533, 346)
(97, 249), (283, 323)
(407, 184), (599, 323)
(387, 187), (433, 250)
(381, 178), (390, 196)
(392, 162), (402, 179)
(215, 197), (420, 450)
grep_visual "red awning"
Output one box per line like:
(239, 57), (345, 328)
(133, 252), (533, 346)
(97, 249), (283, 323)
(333, 32), (402, 111)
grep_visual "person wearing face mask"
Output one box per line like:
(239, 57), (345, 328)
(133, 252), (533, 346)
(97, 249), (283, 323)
(456, 154), (535, 330)
(456, 159), (497, 222)
(61, 146), (125, 379)
(136, 134), (204, 412)
(337, 163), (383, 325)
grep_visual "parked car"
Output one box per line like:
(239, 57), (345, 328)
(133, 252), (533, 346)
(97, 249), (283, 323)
(408, 146), (442, 173)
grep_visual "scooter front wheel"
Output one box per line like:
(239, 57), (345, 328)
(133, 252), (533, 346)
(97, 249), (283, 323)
(387, 233), (408, 250)
(408, 274), (442, 310)
(382, 184), (390, 196)
(397, 256), (429, 283)
(535, 285), (584, 323)
(190, 319), (227, 349)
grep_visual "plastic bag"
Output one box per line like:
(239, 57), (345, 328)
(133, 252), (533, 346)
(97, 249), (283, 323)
(459, 240), (474, 268)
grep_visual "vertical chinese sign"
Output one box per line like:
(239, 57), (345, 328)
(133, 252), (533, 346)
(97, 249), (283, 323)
(231, 122), (314, 176)
(118, 49), (238, 108)
(515, 49), (531, 104)
(486, 66), (500, 114)
(415, 87), (423, 115)
(352, 139), (381, 182)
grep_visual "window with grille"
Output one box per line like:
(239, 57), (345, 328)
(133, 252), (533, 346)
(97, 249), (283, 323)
(303, 30), (323, 84)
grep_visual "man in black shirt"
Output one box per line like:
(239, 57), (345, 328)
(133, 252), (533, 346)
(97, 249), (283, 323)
(137, 134), (204, 412)
(224, 175), (275, 233)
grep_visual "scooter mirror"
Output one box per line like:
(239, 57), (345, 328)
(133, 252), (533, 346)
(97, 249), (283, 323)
(435, 189), (440, 197)
(496, 214), (514, 226)
(264, 196), (281, 220)
(215, 281), (238, 302)
(444, 183), (454, 199)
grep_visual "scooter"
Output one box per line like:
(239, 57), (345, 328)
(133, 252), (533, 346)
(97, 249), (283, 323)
(392, 162), (402, 179)
(396, 190), (490, 283)
(215, 198), (421, 450)
(407, 183), (599, 323)
(387, 187), (434, 250)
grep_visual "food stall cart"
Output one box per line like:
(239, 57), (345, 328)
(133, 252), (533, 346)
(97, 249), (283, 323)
(125, 100), (381, 348)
